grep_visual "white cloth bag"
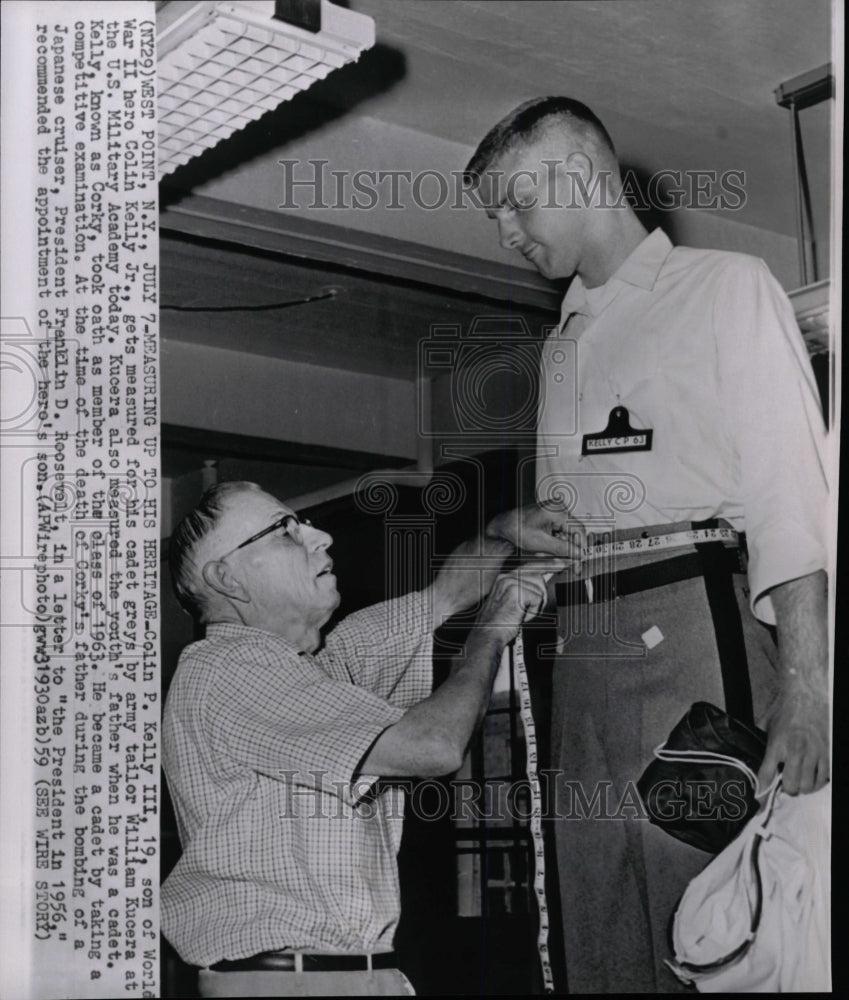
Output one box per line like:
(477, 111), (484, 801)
(667, 782), (830, 992)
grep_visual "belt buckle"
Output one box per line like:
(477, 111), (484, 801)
(298, 951), (386, 972)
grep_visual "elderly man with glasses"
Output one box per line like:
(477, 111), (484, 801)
(162, 480), (582, 997)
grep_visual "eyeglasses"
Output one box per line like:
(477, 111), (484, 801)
(218, 512), (312, 561)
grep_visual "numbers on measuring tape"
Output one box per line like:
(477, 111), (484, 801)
(588, 526), (738, 560)
(511, 634), (556, 994)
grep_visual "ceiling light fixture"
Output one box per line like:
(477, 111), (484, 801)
(157, 0), (375, 178)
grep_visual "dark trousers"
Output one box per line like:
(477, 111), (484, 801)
(550, 559), (778, 993)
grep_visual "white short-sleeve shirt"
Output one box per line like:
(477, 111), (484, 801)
(536, 228), (829, 624)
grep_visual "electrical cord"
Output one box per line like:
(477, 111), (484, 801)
(160, 290), (337, 313)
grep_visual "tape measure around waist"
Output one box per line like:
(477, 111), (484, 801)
(576, 528), (741, 606)
(510, 632), (555, 993)
(585, 526), (739, 562)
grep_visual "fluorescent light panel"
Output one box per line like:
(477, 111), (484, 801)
(157, 0), (375, 178)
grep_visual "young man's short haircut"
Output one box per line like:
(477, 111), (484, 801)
(464, 95), (616, 187)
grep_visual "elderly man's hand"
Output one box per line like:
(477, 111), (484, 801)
(475, 560), (563, 645)
(430, 534), (514, 626)
(485, 503), (587, 562)
(429, 504), (584, 627)
(430, 535), (567, 627)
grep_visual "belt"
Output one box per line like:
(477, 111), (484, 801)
(555, 546), (746, 607)
(209, 950), (398, 973)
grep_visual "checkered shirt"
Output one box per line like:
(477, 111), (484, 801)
(161, 591), (434, 967)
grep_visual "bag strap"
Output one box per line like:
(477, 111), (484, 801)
(692, 520), (755, 726)
(669, 781), (780, 980)
(671, 819), (765, 977)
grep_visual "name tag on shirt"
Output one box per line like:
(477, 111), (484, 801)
(581, 406), (653, 455)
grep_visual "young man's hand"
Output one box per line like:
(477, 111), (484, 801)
(757, 570), (830, 795)
(758, 684), (829, 794)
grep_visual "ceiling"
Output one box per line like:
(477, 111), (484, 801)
(159, 0), (835, 379)
(349, 3), (829, 136)
(341, 0), (833, 239)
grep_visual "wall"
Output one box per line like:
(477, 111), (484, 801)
(187, 114), (811, 293)
(160, 338), (419, 459)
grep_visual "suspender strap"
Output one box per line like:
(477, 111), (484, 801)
(555, 551), (712, 607)
(553, 548), (743, 607)
(692, 520), (755, 726)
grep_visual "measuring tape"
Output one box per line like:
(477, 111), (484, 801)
(510, 631), (555, 993)
(507, 524), (740, 992)
(585, 525), (738, 561)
